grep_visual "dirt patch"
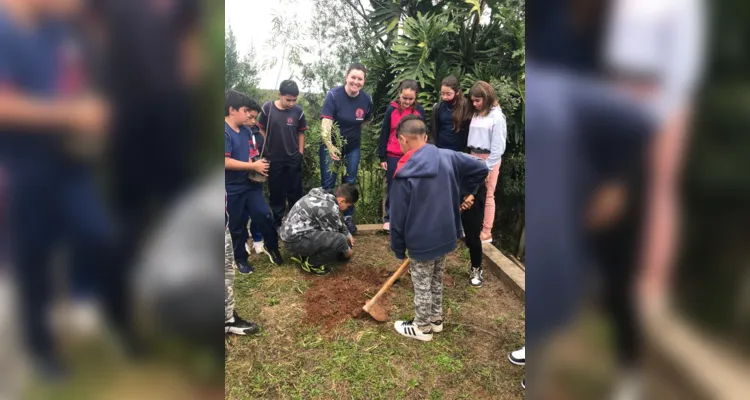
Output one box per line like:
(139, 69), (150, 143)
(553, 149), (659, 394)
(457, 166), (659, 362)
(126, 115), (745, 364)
(302, 263), (396, 330)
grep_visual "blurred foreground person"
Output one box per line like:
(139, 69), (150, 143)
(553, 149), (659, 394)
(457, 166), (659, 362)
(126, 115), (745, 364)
(525, 61), (655, 398)
(0, 0), (113, 379)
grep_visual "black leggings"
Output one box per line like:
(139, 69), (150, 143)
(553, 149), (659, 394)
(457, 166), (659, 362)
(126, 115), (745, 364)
(461, 185), (487, 269)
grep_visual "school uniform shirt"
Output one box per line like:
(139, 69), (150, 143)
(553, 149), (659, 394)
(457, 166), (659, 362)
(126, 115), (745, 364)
(257, 101), (308, 162)
(466, 106), (507, 171)
(224, 122), (264, 196)
(320, 85), (372, 153)
(378, 101), (425, 161)
(433, 100), (469, 152)
(0, 11), (82, 167)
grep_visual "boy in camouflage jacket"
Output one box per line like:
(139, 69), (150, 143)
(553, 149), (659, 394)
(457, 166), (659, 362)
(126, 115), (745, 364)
(280, 183), (359, 275)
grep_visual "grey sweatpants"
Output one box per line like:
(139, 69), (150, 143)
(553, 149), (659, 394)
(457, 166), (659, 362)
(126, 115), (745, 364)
(283, 230), (350, 265)
(410, 256), (446, 327)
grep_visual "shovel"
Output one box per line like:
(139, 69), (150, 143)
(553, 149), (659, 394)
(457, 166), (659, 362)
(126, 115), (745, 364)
(362, 258), (411, 322)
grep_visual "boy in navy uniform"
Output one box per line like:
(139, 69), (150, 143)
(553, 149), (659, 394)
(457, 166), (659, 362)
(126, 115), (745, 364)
(225, 90), (284, 273)
(257, 80), (308, 230)
(0, 0), (112, 377)
(388, 116), (488, 341)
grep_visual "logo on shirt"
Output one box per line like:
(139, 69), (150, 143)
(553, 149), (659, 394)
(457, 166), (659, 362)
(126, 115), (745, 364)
(355, 108), (365, 120)
(287, 117), (294, 126)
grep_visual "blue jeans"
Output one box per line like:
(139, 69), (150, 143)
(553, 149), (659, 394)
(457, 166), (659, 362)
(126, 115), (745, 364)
(249, 221), (262, 243)
(319, 145), (360, 218)
(226, 187), (279, 262)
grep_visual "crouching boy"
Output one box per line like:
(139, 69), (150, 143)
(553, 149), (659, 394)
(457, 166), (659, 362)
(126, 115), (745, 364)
(389, 115), (488, 341)
(279, 183), (359, 276)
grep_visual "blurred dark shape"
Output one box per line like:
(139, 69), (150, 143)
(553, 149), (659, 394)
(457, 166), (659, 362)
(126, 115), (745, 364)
(85, 0), (203, 355)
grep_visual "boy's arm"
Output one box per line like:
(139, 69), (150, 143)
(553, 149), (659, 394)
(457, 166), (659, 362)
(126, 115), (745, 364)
(485, 113), (507, 171)
(378, 106), (394, 162)
(389, 181), (410, 259)
(455, 152), (490, 196)
(323, 201), (352, 238)
(298, 110), (308, 154)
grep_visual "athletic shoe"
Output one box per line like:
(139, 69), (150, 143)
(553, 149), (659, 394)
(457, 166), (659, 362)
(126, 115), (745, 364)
(470, 266), (484, 287)
(225, 312), (259, 335)
(480, 232), (493, 243)
(253, 241), (264, 254)
(383, 222), (390, 231)
(508, 347), (525, 365)
(308, 263), (330, 276)
(344, 217), (357, 234)
(236, 260), (254, 274)
(394, 319), (433, 342)
(430, 318), (443, 333)
(264, 245), (284, 265)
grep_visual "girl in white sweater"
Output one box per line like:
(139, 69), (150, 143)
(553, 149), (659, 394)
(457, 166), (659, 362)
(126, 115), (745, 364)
(467, 81), (508, 244)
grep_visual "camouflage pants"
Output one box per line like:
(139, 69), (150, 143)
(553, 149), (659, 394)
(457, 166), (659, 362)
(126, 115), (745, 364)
(283, 230), (350, 266)
(225, 227), (235, 323)
(410, 256), (446, 327)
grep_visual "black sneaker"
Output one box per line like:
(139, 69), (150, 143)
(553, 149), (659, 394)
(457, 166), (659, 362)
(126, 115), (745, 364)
(344, 217), (357, 234)
(290, 255), (311, 272)
(225, 312), (259, 335)
(308, 263), (330, 276)
(470, 266), (483, 287)
(264, 245), (284, 265)
(236, 260), (254, 274)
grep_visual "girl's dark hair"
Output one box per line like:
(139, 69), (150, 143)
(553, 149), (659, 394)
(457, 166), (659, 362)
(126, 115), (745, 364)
(346, 63), (367, 79)
(441, 76), (471, 132)
(396, 79), (419, 110)
(468, 81), (500, 116)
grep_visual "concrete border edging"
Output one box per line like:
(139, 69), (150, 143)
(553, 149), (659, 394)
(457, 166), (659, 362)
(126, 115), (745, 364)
(356, 225), (526, 301)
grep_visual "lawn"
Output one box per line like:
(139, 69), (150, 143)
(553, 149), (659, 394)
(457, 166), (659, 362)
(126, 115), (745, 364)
(226, 233), (526, 400)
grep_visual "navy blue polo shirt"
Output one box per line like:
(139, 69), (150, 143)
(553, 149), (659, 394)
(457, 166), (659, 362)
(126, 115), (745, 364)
(0, 12), (73, 163)
(321, 85), (372, 152)
(224, 122), (264, 195)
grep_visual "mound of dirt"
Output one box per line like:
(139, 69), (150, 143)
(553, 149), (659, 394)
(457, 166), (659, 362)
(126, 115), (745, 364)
(303, 265), (395, 330)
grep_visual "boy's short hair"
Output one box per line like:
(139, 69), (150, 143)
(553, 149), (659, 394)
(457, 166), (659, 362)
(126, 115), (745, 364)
(225, 90), (253, 116)
(396, 114), (427, 137)
(335, 183), (360, 204)
(247, 98), (261, 113)
(279, 80), (300, 97)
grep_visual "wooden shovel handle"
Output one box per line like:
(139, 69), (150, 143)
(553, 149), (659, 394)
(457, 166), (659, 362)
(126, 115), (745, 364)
(365, 258), (410, 310)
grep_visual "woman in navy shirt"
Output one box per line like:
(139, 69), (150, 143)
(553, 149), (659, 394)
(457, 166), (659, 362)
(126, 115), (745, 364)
(319, 62), (372, 234)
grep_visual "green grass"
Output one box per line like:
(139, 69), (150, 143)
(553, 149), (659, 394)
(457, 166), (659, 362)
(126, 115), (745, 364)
(226, 235), (526, 400)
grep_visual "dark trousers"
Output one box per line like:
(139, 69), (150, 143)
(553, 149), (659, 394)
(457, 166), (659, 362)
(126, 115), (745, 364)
(383, 155), (400, 223)
(283, 230), (350, 266)
(461, 184), (487, 269)
(268, 154), (303, 228)
(8, 163), (112, 362)
(320, 145), (361, 218)
(226, 188), (279, 263)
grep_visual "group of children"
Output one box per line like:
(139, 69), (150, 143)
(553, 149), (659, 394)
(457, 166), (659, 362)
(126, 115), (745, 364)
(224, 70), (508, 346)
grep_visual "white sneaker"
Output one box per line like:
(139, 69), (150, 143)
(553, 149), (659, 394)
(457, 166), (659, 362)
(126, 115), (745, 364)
(394, 320), (433, 342)
(430, 318), (443, 333)
(253, 241), (264, 254)
(508, 347), (525, 365)
(470, 266), (484, 288)
(383, 222), (390, 231)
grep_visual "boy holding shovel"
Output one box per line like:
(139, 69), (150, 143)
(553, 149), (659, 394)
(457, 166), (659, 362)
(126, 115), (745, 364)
(389, 115), (488, 341)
